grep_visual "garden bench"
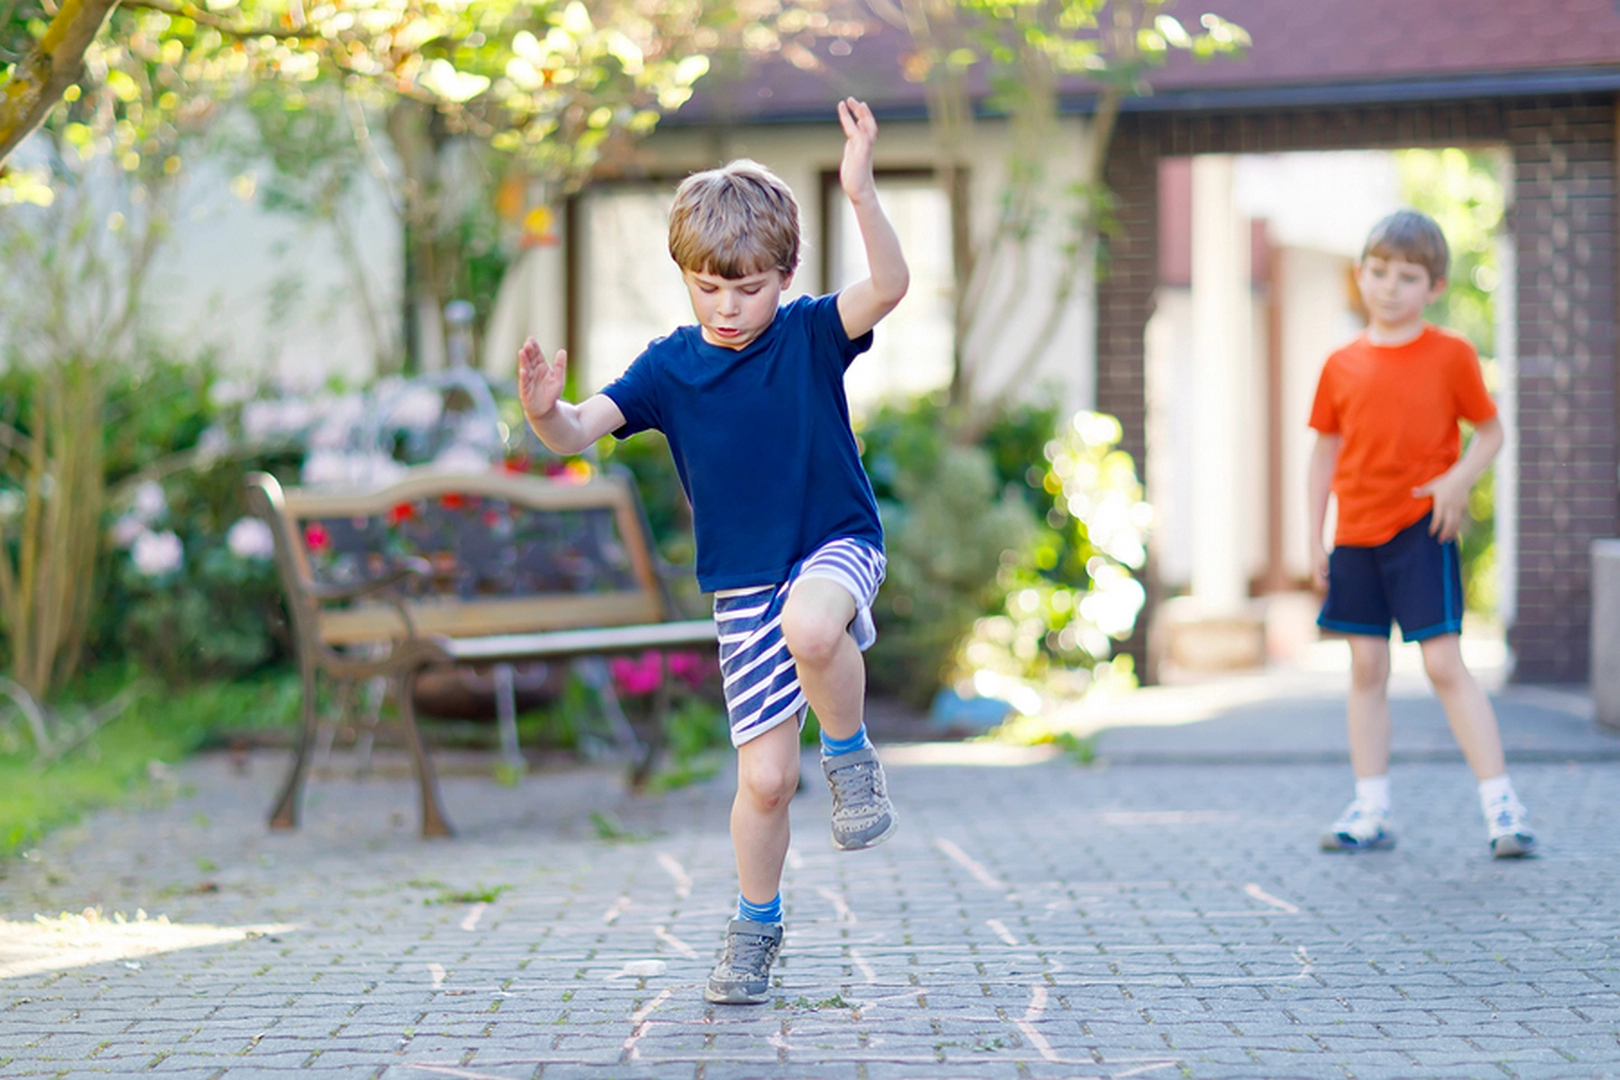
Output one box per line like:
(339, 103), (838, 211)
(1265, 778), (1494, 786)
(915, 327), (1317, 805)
(245, 468), (716, 837)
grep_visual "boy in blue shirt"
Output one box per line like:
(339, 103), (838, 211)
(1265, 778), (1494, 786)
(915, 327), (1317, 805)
(518, 97), (910, 1003)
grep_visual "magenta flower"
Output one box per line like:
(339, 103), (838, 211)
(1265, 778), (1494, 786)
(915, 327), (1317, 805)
(609, 650), (664, 697)
(665, 650), (710, 690)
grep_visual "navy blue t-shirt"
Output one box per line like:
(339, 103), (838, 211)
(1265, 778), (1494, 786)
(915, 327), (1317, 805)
(601, 293), (884, 593)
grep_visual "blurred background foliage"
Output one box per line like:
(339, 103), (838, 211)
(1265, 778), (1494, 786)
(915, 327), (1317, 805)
(1396, 146), (1504, 616)
(0, 0), (1188, 843)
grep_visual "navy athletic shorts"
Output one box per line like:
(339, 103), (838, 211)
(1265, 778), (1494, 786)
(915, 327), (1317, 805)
(1318, 512), (1464, 643)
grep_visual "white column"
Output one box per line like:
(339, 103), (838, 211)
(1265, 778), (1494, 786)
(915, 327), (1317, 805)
(1189, 155), (1252, 613)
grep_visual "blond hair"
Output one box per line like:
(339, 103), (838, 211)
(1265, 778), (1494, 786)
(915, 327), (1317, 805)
(667, 159), (801, 278)
(1362, 209), (1449, 284)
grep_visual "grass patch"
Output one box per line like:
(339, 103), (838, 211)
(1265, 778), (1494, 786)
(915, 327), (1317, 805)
(0, 669), (300, 861)
(427, 884), (510, 905)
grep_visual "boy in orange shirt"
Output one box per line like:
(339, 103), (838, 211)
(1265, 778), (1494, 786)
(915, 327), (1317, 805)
(1308, 209), (1535, 858)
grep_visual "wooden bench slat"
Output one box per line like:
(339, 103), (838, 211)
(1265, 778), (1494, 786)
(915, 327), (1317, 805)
(317, 592), (667, 645)
(444, 619), (718, 662)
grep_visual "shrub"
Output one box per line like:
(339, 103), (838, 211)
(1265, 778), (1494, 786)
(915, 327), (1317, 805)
(967, 409), (1149, 680)
(859, 399), (1037, 707)
(860, 398), (1149, 708)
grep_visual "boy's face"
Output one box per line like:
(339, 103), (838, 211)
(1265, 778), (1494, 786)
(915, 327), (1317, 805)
(1355, 253), (1445, 332)
(682, 266), (792, 350)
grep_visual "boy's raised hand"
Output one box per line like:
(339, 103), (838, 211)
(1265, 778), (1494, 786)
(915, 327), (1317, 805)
(518, 337), (567, 423)
(837, 97), (879, 202)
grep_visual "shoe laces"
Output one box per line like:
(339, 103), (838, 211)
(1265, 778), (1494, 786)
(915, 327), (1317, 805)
(826, 757), (879, 807)
(722, 929), (778, 978)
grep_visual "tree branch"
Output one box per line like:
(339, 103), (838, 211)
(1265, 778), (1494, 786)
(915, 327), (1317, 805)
(0, 0), (121, 165)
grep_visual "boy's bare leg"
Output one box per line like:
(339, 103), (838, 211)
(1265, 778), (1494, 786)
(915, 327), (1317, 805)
(1420, 633), (1507, 780)
(781, 577), (865, 741)
(782, 575), (896, 850)
(1346, 635), (1394, 779)
(731, 720), (803, 903)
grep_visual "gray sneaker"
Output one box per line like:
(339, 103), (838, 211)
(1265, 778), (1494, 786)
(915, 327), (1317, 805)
(704, 918), (783, 1005)
(822, 746), (898, 850)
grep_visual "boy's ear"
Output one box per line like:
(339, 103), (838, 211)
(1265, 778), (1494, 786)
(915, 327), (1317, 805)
(1427, 275), (1447, 300)
(780, 269), (795, 291)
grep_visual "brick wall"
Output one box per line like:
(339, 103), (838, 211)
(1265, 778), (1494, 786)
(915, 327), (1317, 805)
(1504, 98), (1619, 680)
(1097, 95), (1620, 682)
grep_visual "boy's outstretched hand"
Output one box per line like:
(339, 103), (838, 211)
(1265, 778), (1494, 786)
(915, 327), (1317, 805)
(518, 337), (566, 424)
(837, 97), (879, 203)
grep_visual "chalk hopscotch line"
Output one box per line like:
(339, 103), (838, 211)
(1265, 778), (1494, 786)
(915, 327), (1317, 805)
(932, 837), (1008, 891)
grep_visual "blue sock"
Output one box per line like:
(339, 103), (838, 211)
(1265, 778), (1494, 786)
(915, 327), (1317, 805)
(820, 723), (872, 757)
(737, 892), (782, 925)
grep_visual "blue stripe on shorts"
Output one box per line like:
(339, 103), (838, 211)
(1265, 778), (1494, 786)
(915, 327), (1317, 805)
(712, 538), (886, 746)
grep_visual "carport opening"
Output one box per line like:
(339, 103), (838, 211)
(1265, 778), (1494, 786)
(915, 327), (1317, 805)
(1146, 147), (1512, 678)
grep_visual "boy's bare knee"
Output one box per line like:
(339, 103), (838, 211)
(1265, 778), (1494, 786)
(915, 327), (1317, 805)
(1348, 645), (1390, 690)
(782, 607), (844, 667)
(1421, 639), (1468, 691)
(737, 756), (799, 811)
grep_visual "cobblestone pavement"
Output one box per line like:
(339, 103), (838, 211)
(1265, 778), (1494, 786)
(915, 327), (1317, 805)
(3, 672), (1619, 1079)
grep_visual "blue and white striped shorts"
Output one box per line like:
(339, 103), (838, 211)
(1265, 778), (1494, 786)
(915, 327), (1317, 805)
(712, 537), (886, 747)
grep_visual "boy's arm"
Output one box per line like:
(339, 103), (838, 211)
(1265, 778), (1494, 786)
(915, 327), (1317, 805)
(1414, 416), (1503, 543)
(833, 97), (910, 341)
(1307, 432), (1341, 584)
(518, 338), (626, 456)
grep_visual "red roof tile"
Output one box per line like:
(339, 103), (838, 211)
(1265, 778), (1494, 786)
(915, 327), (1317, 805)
(676, 0), (1620, 124)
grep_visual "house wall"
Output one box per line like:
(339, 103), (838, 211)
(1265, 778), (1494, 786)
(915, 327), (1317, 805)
(1100, 95), (1619, 683)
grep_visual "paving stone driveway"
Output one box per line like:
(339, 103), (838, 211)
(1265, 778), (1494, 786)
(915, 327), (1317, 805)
(2, 675), (1618, 1080)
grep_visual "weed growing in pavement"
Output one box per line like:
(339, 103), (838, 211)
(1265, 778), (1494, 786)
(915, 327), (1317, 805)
(427, 885), (510, 905)
(1055, 730), (1096, 764)
(590, 811), (649, 842)
(777, 994), (851, 1011)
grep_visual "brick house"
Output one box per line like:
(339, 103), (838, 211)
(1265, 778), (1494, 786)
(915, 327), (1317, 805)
(594, 0), (1618, 685)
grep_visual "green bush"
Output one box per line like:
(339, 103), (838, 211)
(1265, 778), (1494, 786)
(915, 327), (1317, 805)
(859, 398), (1148, 708)
(87, 358), (298, 681)
(859, 399), (1037, 707)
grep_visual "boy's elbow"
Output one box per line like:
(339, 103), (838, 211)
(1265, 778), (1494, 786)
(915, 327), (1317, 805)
(880, 267), (910, 306)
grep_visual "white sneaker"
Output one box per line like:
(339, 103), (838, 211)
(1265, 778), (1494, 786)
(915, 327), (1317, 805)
(1486, 797), (1537, 858)
(1320, 800), (1396, 851)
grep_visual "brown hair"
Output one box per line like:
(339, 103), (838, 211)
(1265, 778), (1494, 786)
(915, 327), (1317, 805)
(667, 159), (801, 278)
(1362, 209), (1449, 284)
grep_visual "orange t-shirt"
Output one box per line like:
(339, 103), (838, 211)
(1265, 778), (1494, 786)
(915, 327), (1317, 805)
(1308, 325), (1497, 548)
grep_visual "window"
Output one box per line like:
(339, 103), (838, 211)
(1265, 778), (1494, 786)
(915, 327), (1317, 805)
(824, 174), (955, 413)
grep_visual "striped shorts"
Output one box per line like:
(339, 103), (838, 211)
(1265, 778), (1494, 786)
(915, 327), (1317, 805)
(712, 537), (886, 747)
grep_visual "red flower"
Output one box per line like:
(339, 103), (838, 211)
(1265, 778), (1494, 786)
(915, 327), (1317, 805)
(503, 455), (533, 474)
(440, 492), (467, 510)
(304, 522), (330, 552)
(386, 501), (417, 526)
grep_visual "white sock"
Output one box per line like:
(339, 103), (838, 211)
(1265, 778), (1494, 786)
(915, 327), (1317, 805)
(1354, 775), (1391, 814)
(1479, 774), (1517, 816)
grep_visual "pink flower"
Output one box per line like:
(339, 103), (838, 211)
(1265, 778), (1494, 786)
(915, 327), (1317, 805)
(666, 650), (710, 690)
(609, 650), (665, 697)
